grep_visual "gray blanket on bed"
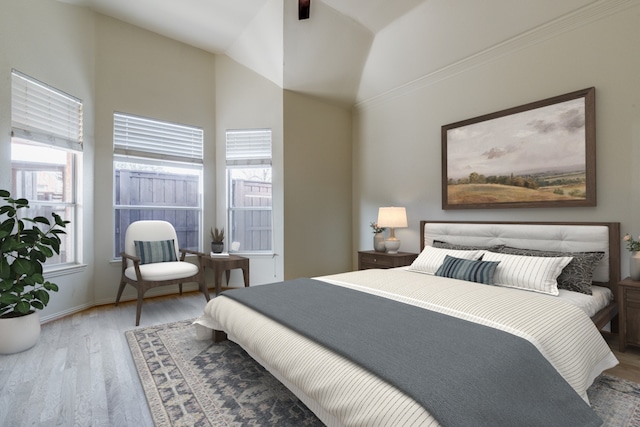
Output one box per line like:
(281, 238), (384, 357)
(222, 278), (602, 427)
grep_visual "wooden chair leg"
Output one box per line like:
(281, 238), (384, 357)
(179, 283), (183, 295)
(115, 278), (127, 306)
(200, 278), (210, 301)
(135, 286), (145, 326)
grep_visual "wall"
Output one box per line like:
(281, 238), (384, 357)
(283, 90), (353, 278)
(353, 2), (640, 275)
(214, 55), (285, 285)
(0, 0), (352, 322)
(0, 0), (96, 321)
(92, 15), (217, 305)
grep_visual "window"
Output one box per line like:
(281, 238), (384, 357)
(226, 129), (272, 253)
(11, 70), (82, 267)
(113, 113), (203, 258)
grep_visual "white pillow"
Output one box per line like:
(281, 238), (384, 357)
(481, 251), (573, 296)
(408, 246), (483, 275)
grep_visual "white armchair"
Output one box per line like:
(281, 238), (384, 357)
(115, 220), (210, 325)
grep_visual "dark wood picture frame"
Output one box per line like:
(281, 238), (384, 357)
(442, 87), (595, 209)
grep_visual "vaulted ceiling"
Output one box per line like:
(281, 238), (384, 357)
(58, 0), (598, 106)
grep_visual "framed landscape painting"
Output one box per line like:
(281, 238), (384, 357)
(442, 87), (595, 209)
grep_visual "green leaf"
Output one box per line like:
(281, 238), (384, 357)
(13, 258), (34, 276)
(0, 293), (20, 304)
(31, 249), (47, 263)
(35, 289), (49, 305)
(0, 205), (15, 217)
(53, 213), (69, 228)
(0, 279), (15, 291)
(0, 189), (9, 198)
(0, 258), (10, 280)
(32, 216), (50, 225)
(44, 282), (59, 292)
(31, 300), (44, 310)
(14, 301), (31, 314)
(0, 218), (16, 233)
(49, 240), (61, 255)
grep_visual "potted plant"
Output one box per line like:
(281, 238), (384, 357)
(210, 227), (225, 254)
(0, 189), (69, 354)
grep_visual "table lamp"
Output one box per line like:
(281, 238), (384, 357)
(377, 207), (407, 254)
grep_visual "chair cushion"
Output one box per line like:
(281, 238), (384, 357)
(125, 261), (199, 282)
(134, 239), (178, 264)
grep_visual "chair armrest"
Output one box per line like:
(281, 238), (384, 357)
(120, 252), (143, 281)
(121, 252), (141, 263)
(179, 248), (203, 262)
(180, 248), (201, 256)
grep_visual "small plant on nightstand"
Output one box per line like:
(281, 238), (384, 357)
(210, 227), (225, 254)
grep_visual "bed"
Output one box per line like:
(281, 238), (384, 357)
(194, 220), (621, 426)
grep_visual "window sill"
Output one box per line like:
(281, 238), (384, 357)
(44, 263), (88, 278)
(230, 252), (277, 258)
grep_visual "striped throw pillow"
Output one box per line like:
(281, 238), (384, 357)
(134, 239), (178, 265)
(488, 246), (604, 295)
(435, 255), (500, 285)
(408, 246), (483, 275)
(481, 251), (573, 296)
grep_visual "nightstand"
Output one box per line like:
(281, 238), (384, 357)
(358, 250), (418, 270)
(200, 254), (250, 296)
(618, 277), (640, 352)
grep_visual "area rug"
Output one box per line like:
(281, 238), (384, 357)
(127, 319), (640, 426)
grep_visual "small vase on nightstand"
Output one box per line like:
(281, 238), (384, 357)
(373, 232), (386, 252)
(631, 252), (640, 281)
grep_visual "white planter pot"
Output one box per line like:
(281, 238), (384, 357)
(0, 311), (41, 354)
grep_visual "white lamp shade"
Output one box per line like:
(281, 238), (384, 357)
(377, 207), (407, 228)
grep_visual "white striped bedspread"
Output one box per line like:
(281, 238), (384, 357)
(194, 268), (618, 427)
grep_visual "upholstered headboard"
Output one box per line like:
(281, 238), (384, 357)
(420, 220), (620, 329)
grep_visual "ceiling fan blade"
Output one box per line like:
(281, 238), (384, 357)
(299, 0), (310, 20)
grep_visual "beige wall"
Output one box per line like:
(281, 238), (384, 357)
(0, 0), (96, 321)
(214, 55), (285, 285)
(283, 90), (352, 278)
(0, 1), (352, 321)
(92, 15), (217, 305)
(353, 3), (640, 274)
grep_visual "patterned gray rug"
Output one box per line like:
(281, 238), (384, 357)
(127, 319), (640, 426)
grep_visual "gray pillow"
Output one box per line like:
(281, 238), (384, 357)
(433, 240), (504, 252)
(488, 246), (604, 295)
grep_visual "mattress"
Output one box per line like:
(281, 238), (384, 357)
(194, 268), (618, 427)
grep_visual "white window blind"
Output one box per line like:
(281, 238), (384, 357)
(226, 129), (272, 166)
(114, 113), (203, 164)
(11, 69), (83, 151)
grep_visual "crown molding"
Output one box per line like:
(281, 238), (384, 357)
(355, 0), (639, 111)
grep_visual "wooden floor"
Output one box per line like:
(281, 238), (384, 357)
(1, 292), (639, 427)
(0, 292), (208, 427)
(604, 333), (640, 383)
